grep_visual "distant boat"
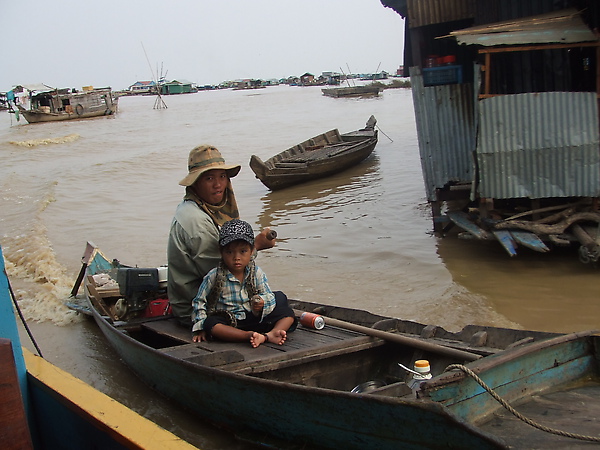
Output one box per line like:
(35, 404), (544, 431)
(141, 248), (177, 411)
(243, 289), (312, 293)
(249, 116), (378, 190)
(14, 85), (118, 124)
(321, 85), (382, 98)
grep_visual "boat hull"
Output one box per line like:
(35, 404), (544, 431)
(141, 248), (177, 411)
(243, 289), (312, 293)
(90, 307), (505, 450)
(19, 106), (117, 123)
(249, 116), (378, 190)
(321, 86), (382, 97)
(79, 243), (600, 449)
(16, 87), (118, 124)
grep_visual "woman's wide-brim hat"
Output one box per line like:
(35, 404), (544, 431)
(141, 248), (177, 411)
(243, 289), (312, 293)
(179, 145), (241, 186)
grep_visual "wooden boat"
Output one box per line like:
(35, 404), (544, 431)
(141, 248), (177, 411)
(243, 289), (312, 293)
(69, 242), (600, 449)
(15, 85), (118, 123)
(249, 116), (378, 190)
(0, 246), (193, 450)
(321, 85), (382, 97)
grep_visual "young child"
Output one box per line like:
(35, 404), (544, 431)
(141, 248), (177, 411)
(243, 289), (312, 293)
(191, 219), (296, 347)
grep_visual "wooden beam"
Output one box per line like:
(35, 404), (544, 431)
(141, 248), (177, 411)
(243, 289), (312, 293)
(478, 41), (599, 54)
(321, 316), (481, 361)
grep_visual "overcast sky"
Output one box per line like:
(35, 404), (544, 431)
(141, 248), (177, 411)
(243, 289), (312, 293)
(1, 0), (405, 91)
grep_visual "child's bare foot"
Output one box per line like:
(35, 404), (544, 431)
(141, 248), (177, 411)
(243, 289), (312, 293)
(250, 332), (267, 348)
(266, 329), (287, 345)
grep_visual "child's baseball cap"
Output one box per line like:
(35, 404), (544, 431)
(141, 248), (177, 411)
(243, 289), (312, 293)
(219, 219), (254, 247)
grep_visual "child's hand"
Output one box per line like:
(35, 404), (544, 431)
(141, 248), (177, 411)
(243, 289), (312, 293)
(193, 331), (206, 342)
(250, 295), (264, 316)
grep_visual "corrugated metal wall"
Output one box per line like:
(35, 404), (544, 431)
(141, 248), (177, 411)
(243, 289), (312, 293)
(410, 67), (477, 201)
(474, 0), (556, 25)
(407, 0), (475, 28)
(477, 91), (600, 199)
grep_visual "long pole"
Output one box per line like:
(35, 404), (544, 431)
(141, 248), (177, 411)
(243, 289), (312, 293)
(141, 42), (167, 109)
(320, 315), (481, 361)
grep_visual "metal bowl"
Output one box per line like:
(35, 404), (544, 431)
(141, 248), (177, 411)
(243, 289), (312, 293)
(350, 380), (387, 393)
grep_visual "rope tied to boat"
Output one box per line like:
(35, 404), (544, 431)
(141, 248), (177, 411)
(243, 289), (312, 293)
(445, 364), (600, 443)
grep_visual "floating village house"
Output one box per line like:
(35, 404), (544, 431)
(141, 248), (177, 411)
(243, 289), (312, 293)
(161, 80), (195, 95)
(382, 0), (600, 264)
(300, 73), (315, 84)
(128, 80), (156, 94)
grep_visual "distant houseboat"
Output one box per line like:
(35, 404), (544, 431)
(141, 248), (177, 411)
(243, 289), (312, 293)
(13, 84), (118, 124)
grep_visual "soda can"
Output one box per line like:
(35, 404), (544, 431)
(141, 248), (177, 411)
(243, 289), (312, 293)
(299, 312), (325, 330)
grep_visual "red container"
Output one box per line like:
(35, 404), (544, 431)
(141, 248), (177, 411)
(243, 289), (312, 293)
(299, 312), (325, 330)
(442, 55), (456, 65)
(141, 298), (172, 318)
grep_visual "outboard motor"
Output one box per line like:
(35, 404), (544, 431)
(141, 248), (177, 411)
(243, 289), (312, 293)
(115, 267), (163, 319)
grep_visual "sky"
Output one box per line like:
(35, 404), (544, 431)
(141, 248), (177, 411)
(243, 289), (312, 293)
(0, 0), (405, 92)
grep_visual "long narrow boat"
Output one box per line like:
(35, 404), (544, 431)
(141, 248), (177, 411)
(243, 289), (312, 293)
(321, 85), (382, 97)
(71, 242), (600, 449)
(14, 85), (118, 123)
(249, 116), (378, 190)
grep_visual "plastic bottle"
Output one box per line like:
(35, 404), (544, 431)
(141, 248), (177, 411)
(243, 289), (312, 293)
(408, 360), (432, 398)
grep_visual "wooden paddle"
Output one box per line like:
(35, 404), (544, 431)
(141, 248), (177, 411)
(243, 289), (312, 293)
(298, 312), (481, 361)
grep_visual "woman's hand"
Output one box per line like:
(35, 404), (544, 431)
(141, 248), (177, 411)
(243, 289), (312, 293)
(254, 227), (276, 251)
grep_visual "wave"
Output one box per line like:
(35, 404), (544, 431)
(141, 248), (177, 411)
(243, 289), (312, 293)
(9, 133), (81, 147)
(1, 185), (82, 326)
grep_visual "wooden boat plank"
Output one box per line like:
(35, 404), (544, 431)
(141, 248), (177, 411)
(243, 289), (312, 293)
(142, 318), (384, 373)
(139, 317), (191, 343)
(444, 354), (596, 424)
(492, 230), (518, 256)
(447, 211), (493, 239)
(426, 332), (596, 390)
(227, 331), (383, 374)
(425, 334), (597, 424)
(0, 339), (33, 448)
(510, 230), (550, 252)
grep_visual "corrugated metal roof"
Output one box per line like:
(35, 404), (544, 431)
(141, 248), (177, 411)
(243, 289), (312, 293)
(410, 66), (477, 201)
(451, 8), (597, 46)
(407, 0), (475, 28)
(477, 91), (600, 199)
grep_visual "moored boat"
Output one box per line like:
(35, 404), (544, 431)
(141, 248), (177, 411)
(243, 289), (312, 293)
(12, 84), (118, 124)
(249, 116), (378, 190)
(70, 241), (600, 449)
(321, 85), (382, 97)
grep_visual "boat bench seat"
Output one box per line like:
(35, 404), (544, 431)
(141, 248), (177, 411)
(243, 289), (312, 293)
(274, 162), (307, 168)
(142, 318), (385, 372)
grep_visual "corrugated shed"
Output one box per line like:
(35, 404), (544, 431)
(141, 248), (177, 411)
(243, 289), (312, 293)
(407, 0), (475, 28)
(410, 66), (477, 201)
(473, 0), (557, 26)
(477, 91), (600, 199)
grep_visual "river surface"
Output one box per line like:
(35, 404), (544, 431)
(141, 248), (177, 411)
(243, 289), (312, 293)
(1, 85), (599, 448)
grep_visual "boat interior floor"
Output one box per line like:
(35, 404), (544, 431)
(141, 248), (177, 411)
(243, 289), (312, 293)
(137, 317), (384, 374)
(478, 379), (600, 449)
(278, 142), (354, 165)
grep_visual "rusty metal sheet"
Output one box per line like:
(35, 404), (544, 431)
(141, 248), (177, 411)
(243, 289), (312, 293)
(451, 8), (597, 46)
(407, 0), (475, 28)
(410, 66), (477, 202)
(477, 91), (600, 200)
